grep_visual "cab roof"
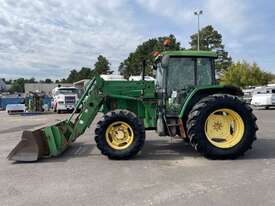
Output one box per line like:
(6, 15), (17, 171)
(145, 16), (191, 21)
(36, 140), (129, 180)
(160, 50), (217, 58)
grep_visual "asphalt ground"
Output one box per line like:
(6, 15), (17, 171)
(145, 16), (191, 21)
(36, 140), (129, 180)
(0, 109), (275, 206)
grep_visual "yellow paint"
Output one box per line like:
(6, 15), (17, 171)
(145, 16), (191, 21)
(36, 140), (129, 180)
(204, 108), (244, 148)
(105, 121), (134, 150)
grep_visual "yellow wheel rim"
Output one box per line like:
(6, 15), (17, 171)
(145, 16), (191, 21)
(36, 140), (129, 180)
(105, 121), (134, 150)
(204, 108), (245, 149)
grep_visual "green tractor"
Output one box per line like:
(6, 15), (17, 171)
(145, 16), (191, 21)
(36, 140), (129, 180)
(8, 50), (257, 161)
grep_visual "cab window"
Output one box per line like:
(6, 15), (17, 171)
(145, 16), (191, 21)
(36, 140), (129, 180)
(197, 58), (213, 85)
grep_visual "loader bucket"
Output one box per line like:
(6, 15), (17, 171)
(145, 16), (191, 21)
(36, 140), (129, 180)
(8, 120), (74, 162)
(7, 129), (49, 162)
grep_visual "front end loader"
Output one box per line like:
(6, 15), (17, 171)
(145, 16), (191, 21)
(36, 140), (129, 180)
(8, 50), (257, 162)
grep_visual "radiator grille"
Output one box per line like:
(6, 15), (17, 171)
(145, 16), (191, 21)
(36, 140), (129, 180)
(65, 96), (76, 104)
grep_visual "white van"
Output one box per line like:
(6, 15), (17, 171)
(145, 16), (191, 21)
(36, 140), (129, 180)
(129, 76), (155, 81)
(251, 86), (275, 109)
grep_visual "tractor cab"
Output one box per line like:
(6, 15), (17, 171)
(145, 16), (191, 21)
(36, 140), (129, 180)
(154, 50), (217, 114)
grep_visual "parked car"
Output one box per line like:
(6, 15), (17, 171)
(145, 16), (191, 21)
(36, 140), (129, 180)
(242, 87), (256, 104)
(251, 86), (275, 109)
(6, 104), (26, 114)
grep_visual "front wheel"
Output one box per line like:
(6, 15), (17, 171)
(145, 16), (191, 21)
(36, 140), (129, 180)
(95, 110), (145, 159)
(187, 94), (258, 159)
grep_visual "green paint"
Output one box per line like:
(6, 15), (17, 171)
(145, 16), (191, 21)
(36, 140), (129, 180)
(160, 50), (218, 58)
(41, 76), (157, 157)
(178, 84), (225, 118)
(43, 121), (72, 157)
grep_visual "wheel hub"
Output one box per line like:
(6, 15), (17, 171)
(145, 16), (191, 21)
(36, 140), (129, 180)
(115, 130), (125, 140)
(105, 121), (134, 150)
(204, 108), (245, 148)
(213, 121), (223, 131)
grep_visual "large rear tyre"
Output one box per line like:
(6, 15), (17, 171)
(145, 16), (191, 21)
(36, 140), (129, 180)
(186, 94), (258, 159)
(95, 110), (145, 159)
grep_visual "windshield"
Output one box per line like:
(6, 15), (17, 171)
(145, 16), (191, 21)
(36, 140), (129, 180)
(57, 88), (78, 95)
(156, 56), (214, 92)
(167, 57), (195, 93)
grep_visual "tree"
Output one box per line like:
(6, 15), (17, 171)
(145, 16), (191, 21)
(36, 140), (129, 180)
(45, 78), (53, 83)
(189, 25), (232, 72)
(270, 75), (275, 83)
(119, 34), (182, 78)
(25, 77), (36, 83)
(38, 78), (53, 83)
(220, 61), (273, 88)
(94, 55), (113, 75)
(78, 67), (94, 79)
(9, 78), (38, 93)
(65, 67), (94, 83)
(10, 78), (25, 93)
(64, 56), (112, 83)
(66, 69), (79, 83)
(60, 78), (67, 83)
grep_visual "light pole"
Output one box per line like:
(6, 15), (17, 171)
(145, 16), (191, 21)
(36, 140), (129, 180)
(194, 10), (203, 51)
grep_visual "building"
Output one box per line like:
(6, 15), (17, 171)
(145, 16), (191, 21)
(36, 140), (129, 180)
(24, 83), (73, 96)
(73, 79), (90, 89)
(73, 79), (91, 95)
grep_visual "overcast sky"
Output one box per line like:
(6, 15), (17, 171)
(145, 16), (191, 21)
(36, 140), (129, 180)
(0, 0), (275, 80)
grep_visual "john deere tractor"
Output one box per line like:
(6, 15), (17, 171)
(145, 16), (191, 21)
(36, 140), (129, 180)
(8, 50), (257, 162)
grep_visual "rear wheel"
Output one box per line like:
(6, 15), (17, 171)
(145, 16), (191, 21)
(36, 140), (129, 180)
(95, 110), (145, 159)
(187, 94), (257, 159)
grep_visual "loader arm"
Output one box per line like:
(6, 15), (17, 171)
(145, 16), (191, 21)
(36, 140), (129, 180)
(68, 77), (104, 140)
